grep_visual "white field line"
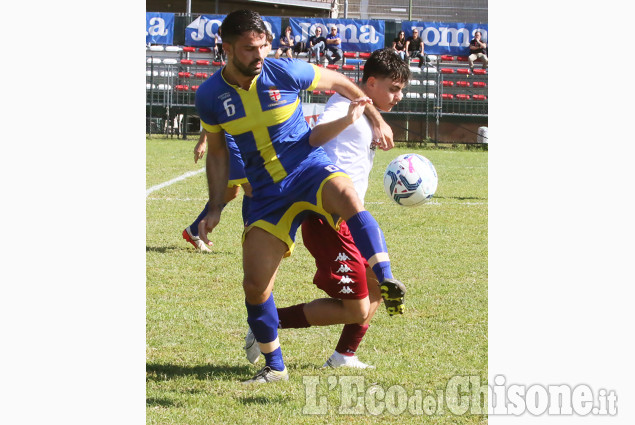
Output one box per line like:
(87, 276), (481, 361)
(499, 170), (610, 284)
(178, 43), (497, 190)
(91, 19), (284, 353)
(146, 168), (205, 197)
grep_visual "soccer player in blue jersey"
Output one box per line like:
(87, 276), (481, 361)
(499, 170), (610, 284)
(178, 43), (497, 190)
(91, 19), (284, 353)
(195, 9), (405, 384)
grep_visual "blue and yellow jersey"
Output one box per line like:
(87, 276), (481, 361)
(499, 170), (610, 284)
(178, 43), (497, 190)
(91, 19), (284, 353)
(196, 58), (321, 192)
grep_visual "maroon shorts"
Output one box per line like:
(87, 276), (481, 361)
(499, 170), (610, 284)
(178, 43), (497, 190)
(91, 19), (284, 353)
(300, 215), (369, 300)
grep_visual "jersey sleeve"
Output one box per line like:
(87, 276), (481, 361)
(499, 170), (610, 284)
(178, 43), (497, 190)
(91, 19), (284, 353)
(195, 82), (223, 133)
(316, 94), (349, 126)
(284, 59), (322, 92)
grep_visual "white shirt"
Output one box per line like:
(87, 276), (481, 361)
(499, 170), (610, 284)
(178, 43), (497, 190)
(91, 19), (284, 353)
(316, 93), (375, 203)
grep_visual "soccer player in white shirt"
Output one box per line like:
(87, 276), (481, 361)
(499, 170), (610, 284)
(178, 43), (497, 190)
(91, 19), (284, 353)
(245, 48), (410, 369)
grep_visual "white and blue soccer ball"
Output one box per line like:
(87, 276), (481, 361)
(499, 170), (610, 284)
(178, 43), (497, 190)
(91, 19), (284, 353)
(383, 154), (438, 207)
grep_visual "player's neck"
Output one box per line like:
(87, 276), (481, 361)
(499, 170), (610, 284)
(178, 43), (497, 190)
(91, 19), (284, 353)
(222, 63), (255, 90)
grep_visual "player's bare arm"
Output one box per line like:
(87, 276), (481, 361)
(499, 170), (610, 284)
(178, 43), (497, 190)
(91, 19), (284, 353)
(309, 97), (372, 147)
(316, 68), (394, 149)
(198, 130), (229, 245)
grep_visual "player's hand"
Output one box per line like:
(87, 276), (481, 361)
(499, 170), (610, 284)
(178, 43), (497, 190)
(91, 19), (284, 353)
(347, 97), (372, 124)
(372, 119), (394, 151)
(197, 207), (222, 247)
(194, 139), (207, 163)
(379, 279), (406, 316)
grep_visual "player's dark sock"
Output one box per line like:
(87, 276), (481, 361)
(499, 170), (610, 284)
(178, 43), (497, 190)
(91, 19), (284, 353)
(277, 303), (310, 329)
(345, 211), (393, 282)
(241, 195), (252, 226)
(190, 201), (226, 236)
(335, 323), (369, 356)
(246, 294), (285, 371)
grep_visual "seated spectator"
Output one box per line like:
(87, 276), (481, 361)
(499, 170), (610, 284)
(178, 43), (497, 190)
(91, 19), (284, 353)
(392, 30), (407, 61)
(307, 27), (326, 63)
(275, 26), (294, 59)
(468, 31), (488, 72)
(325, 26), (343, 65)
(213, 28), (224, 61)
(405, 29), (430, 68)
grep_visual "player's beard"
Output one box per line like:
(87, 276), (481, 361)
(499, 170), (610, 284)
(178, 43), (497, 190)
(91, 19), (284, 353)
(233, 56), (262, 77)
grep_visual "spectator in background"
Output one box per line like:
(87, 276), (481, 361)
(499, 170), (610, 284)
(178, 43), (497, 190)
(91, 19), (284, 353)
(405, 28), (429, 68)
(468, 31), (488, 72)
(392, 30), (407, 61)
(275, 26), (294, 59)
(214, 28), (224, 61)
(325, 26), (343, 65)
(307, 27), (326, 64)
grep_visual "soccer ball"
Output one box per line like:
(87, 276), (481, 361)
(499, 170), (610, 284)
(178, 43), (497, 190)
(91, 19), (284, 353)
(383, 154), (438, 206)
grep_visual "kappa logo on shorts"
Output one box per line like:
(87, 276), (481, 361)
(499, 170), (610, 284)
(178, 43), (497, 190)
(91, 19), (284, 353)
(338, 276), (354, 285)
(335, 252), (350, 262)
(339, 286), (354, 294)
(336, 264), (353, 273)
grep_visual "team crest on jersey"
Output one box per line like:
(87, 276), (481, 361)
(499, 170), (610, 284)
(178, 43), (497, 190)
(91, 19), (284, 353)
(268, 86), (281, 102)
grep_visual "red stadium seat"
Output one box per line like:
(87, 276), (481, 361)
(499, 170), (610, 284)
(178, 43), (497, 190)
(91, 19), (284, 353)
(212, 61), (223, 66)
(457, 68), (470, 74)
(442, 81), (454, 87)
(343, 52), (356, 58)
(324, 90), (335, 95)
(473, 94), (487, 100)
(472, 81), (487, 88)
(359, 65), (364, 71)
(342, 64), (356, 70)
(183, 46), (196, 53)
(326, 64), (340, 70)
(198, 47), (212, 53)
(175, 85), (189, 91)
(473, 68), (487, 75)
(312, 90), (322, 95)
(178, 72), (192, 78)
(440, 68), (455, 74)
(195, 72), (208, 78)
(191, 85), (200, 91)
(441, 55), (455, 61)
(196, 60), (210, 65)
(456, 81), (471, 87)
(180, 59), (194, 65)
(456, 94), (470, 100)
(456, 55), (469, 62)
(359, 52), (371, 59)
(442, 94), (454, 100)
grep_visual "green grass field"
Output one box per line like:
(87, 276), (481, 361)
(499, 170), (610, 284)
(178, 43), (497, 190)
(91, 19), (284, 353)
(146, 136), (488, 424)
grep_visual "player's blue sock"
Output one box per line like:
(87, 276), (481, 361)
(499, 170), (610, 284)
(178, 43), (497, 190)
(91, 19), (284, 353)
(241, 195), (252, 226)
(189, 201), (226, 236)
(246, 294), (285, 371)
(346, 211), (393, 282)
(263, 347), (284, 371)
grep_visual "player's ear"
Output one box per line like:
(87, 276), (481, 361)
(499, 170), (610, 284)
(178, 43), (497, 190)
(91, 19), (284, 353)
(366, 76), (377, 88)
(223, 41), (232, 57)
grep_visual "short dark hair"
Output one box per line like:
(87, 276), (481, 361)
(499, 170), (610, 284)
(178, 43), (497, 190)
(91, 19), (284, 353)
(220, 9), (268, 44)
(362, 48), (411, 84)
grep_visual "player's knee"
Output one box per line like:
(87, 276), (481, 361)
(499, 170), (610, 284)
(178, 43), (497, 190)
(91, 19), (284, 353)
(242, 278), (268, 304)
(324, 178), (363, 218)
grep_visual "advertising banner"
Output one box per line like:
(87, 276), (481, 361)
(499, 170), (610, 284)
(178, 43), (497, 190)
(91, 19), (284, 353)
(146, 12), (175, 45)
(290, 18), (384, 53)
(402, 21), (488, 56)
